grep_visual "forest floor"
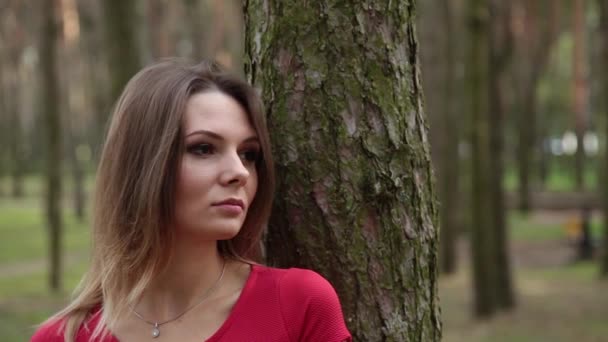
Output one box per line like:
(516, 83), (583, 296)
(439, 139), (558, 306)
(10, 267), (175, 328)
(1, 187), (607, 341)
(441, 210), (608, 342)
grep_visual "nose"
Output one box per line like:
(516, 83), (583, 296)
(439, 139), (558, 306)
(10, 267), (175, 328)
(219, 151), (250, 187)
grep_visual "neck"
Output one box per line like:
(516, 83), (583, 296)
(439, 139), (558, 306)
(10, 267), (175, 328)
(136, 236), (225, 321)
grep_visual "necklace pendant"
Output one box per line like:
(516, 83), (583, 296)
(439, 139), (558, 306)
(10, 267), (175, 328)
(152, 323), (160, 338)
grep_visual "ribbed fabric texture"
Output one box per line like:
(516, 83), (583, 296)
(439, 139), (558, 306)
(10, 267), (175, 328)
(31, 265), (352, 342)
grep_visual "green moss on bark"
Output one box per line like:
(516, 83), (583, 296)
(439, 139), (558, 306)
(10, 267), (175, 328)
(245, 0), (440, 340)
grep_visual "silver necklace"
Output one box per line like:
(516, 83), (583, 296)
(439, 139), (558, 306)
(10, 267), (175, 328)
(130, 260), (227, 338)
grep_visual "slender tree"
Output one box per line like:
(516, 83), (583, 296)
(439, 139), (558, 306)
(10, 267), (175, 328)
(489, 0), (515, 309)
(41, 0), (63, 292)
(514, 0), (559, 212)
(598, 0), (608, 277)
(184, 0), (206, 60)
(438, 0), (460, 276)
(102, 0), (141, 103)
(206, 0), (226, 57)
(7, 80), (24, 198)
(419, 0), (460, 275)
(76, 0), (110, 158)
(572, 0), (588, 190)
(60, 0), (87, 220)
(244, 1), (441, 340)
(467, 0), (497, 318)
(0, 47), (6, 197)
(146, 0), (175, 59)
(3, 6), (26, 198)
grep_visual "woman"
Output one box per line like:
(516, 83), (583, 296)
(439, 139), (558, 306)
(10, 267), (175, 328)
(32, 60), (351, 342)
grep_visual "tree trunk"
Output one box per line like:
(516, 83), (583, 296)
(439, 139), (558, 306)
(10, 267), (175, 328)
(573, 0), (588, 191)
(489, 0), (515, 310)
(62, 69), (87, 222)
(206, 0), (226, 58)
(244, 1), (441, 340)
(61, 0), (87, 221)
(467, 0), (497, 318)
(538, 123), (549, 189)
(184, 0), (206, 60)
(419, 0), (460, 275)
(41, 0), (63, 292)
(102, 0), (141, 103)
(517, 87), (535, 213)
(146, 0), (176, 59)
(7, 74), (25, 198)
(2, 6), (26, 198)
(514, 0), (559, 212)
(0, 62), (5, 197)
(70, 142), (86, 220)
(438, 0), (460, 276)
(76, 0), (110, 159)
(597, 0), (608, 277)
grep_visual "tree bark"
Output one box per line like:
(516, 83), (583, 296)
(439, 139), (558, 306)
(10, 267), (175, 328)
(41, 0), (63, 292)
(467, 0), (497, 318)
(244, 1), (441, 340)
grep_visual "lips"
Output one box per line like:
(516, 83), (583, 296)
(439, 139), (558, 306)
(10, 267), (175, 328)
(213, 198), (245, 209)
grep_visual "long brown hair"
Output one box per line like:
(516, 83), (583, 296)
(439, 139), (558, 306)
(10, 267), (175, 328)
(48, 59), (275, 341)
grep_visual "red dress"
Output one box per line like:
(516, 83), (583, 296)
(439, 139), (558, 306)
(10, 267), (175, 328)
(31, 265), (352, 342)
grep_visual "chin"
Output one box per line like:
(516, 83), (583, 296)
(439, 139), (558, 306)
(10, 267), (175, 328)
(174, 216), (245, 241)
(195, 220), (243, 241)
(213, 226), (242, 240)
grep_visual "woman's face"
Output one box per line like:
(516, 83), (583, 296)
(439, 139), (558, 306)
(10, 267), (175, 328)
(173, 90), (259, 241)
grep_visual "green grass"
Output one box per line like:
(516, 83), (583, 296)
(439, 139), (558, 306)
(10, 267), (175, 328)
(0, 173), (96, 198)
(504, 164), (599, 192)
(0, 199), (91, 264)
(441, 259), (608, 342)
(442, 211), (608, 342)
(0, 259), (88, 300)
(0, 175), (93, 342)
(0, 261), (88, 341)
(509, 212), (604, 242)
(0, 306), (57, 342)
(534, 260), (598, 279)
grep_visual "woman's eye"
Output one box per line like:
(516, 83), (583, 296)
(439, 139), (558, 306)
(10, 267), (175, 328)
(187, 143), (214, 156)
(240, 149), (260, 163)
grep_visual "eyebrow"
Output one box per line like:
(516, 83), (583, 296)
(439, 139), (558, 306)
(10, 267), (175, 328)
(185, 130), (259, 143)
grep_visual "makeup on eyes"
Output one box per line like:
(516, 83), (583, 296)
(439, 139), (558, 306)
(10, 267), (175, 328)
(185, 141), (261, 163)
